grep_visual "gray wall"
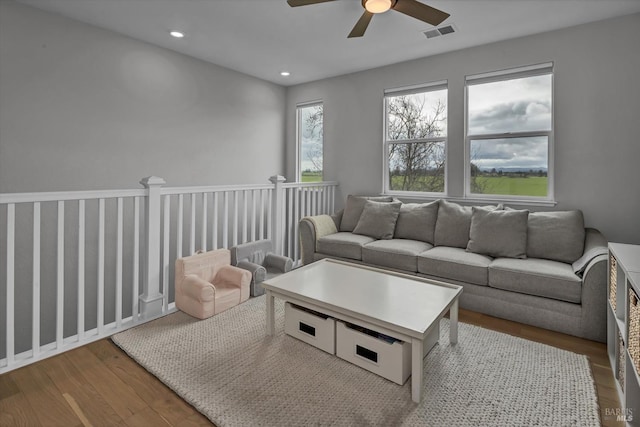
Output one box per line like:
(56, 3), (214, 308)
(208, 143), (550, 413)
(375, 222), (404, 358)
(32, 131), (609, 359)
(0, 1), (287, 193)
(0, 1), (286, 357)
(286, 13), (640, 245)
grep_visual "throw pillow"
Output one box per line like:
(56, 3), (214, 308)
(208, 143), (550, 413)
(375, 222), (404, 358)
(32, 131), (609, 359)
(466, 207), (529, 258)
(340, 195), (394, 232)
(434, 200), (499, 248)
(353, 200), (402, 240)
(527, 210), (585, 263)
(393, 200), (440, 244)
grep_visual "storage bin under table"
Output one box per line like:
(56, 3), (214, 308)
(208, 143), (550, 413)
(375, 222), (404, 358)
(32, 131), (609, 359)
(335, 320), (440, 385)
(284, 302), (336, 354)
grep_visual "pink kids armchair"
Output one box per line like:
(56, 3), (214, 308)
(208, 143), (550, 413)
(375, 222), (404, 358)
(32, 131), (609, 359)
(175, 249), (251, 319)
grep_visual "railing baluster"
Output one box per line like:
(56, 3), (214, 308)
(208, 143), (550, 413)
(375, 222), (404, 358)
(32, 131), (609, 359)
(223, 192), (229, 248)
(293, 188), (299, 261)
(32, 202), (41, 356)
(267, 190), (272, 240)
(97, 198), (105, 334)
(162, 195), (170, 313)
(6, 203), (15, 367)
(132, 197), (140, 323)
(77, 200), (84, 340)
(259, 190), (265, 239)
(56, 201), (64, 347)
(177, 194), (183, 258)
(190, 193), (196, 254)
(213, 192), (218, 249)
(251, 190), (257, 241)
(242, 190), (248, 244)
(201, 193), (207, 251)
(232, 191), (239, 246)
(115, 198), (123, 328)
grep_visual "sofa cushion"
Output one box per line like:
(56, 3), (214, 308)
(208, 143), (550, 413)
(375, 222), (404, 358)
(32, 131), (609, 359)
(340, 195), (394, 232)
(393, 200), (439, 244)
(489, 258), (582, 303)
(317, 232), (376, 261)
(418, 246), (492, 286)
(353, 200), (402, 240)
(363, 239), (433, 272)
(467, 207), (528, 259)
(527, 210), (585, 263)
(434, 200), (499, 249)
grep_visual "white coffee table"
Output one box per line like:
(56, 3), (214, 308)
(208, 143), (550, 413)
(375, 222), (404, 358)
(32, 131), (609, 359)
(261, 258), (462, 403)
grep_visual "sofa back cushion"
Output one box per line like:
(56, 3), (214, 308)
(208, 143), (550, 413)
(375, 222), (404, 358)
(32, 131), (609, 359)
(340, 195), (394, 232)
(434, 200), (501, 249)
(527, 210), (585, 263)
(467, 207), (529, 259)
(353, 200), (402, 240)
(394, 200), (439, 243)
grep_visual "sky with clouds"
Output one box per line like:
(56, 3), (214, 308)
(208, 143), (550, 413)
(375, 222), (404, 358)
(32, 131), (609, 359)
(468, 74), (551, 170)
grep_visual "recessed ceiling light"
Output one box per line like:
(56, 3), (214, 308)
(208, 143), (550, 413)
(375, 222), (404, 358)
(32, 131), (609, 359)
(280, 71), (291, 76)
(170, 31), (184, 38)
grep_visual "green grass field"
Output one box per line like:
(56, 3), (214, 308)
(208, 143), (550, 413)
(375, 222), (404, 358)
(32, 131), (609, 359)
(389, 174), (548, 196)
(301, 171), (323, 182)
(473, 176), (548, 197)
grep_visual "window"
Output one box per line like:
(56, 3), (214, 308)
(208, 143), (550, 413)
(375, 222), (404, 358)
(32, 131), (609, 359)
(466, 63), (553, 200)
(297, 102), (323, 182)
(384, 82), (447, 194)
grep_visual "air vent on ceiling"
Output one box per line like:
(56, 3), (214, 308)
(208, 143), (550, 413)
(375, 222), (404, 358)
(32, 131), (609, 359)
(423, 23), (456, 39)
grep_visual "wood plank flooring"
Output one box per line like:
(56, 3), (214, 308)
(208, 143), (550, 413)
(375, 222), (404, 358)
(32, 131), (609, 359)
(0, 309), (624, 427)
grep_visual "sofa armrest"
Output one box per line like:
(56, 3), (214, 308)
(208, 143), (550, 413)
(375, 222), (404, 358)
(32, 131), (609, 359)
(572, 228), (608, 276)
(299, 214), (339, 265)
(264, 253), (293, 273)
(578, 252), (608, 342)
(237, 260), (267, 284)
(181, 274), (216, 302)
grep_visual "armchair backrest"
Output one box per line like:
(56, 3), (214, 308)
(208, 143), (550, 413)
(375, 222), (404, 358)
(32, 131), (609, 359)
(231, 239), (273, 266)
(175, 249), (231, 287)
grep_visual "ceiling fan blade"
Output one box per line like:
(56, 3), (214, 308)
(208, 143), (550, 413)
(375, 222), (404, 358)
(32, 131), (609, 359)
(393, 0), (450, 26)
(348, 11), (374, 38)
(287, 0), (336, 7)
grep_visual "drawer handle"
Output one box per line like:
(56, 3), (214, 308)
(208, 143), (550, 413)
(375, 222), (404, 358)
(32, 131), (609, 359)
(299, 322), (316, 337)
(356, 345), (378, 363)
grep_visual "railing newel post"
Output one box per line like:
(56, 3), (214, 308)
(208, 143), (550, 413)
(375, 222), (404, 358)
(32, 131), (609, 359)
(139, 176), (166, 319)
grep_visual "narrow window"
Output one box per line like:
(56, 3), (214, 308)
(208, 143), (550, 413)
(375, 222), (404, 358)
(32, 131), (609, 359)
(297, 102), (323, 182)
(384, 82), (447, 195)
(466, 64), (553, 200)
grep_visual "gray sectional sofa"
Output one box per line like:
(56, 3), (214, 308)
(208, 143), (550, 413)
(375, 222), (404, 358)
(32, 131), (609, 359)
(299, 196), (609, 342)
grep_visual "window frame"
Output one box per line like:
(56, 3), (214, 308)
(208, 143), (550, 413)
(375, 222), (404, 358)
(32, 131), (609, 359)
(382, 80), (448, 197)
(464, 63), (554, 203)
(296, 100), (324, 183)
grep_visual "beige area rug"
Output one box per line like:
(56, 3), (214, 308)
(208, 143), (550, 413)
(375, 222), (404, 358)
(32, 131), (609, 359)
(112, 296), (601, 427)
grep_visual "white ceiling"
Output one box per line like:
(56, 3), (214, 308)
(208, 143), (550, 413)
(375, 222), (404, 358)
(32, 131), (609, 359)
(16, 0), (640, 86)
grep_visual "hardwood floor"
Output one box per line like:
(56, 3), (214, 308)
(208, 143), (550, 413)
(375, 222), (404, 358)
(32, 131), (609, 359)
(0, 309), (623, 427)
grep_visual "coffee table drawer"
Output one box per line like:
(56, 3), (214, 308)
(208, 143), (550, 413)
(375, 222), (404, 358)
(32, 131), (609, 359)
(284, 303), (336, 354)
(336, 320), (411, 385)
(336, 321), (439, 385)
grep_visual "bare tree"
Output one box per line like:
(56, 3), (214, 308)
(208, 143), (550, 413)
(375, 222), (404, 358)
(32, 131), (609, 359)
(387, 96), (446, 192)
(302, 106), (323, 174)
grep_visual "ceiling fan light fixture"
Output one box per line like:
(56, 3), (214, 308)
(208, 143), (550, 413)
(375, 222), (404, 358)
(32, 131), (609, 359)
(364, 0), (392, 14)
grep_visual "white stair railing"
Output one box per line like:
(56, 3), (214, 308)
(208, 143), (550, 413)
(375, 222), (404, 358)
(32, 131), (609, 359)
(0, 176), (337, 373)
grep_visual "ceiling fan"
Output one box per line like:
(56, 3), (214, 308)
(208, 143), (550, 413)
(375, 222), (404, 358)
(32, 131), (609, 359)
(287, 0), (450, 38)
